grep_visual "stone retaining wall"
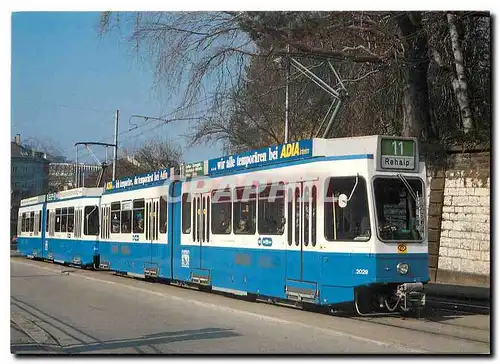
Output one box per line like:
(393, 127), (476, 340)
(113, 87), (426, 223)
(422, 145), (490, 287)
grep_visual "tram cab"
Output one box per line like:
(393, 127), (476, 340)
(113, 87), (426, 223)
(17, 194), (46, 259)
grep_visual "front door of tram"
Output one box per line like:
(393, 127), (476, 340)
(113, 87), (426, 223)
(191, 193), (210, 269)
(285, 181), (318, 282)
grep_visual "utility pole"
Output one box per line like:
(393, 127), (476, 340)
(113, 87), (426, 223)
(284, 44), (290, 144)
(113, 109), (119, 181)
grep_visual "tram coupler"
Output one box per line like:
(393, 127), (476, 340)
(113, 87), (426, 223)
(396, 282), (425, 312)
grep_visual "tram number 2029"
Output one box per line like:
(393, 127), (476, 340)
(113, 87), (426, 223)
(355, 269), (369, 275)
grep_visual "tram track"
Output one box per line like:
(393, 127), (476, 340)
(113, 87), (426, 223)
(425, 297), (490, 315)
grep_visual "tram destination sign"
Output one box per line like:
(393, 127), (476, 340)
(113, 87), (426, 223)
(380, 137), (416, 170)
(180, 161), (208, 178)
(208, 139), (314, 175)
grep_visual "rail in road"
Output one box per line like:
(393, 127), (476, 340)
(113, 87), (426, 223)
(10, 257), (490, 354)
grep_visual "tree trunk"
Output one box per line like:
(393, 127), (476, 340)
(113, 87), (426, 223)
(396, 12), (435, 140)
(447, 13), (474, 134)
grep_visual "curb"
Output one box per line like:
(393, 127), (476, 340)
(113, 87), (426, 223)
(425, 283), (490, 301)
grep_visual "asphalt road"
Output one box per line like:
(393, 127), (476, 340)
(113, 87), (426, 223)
(10, 258), (490, 354)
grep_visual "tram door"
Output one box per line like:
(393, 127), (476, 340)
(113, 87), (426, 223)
(285, 181), (316, 282)
(192, 193), (210, 269)
(145, 198), (160, 262)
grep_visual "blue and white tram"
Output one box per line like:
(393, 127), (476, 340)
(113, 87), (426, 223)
(45, 188), (102, 266)
(15, 135), (428, 314)
(17, 195), (47, 259)
(98, 169), (171, 277)
(173, 135), (428, 313)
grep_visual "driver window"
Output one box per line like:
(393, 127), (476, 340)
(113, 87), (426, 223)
(324, 177), (371, 241)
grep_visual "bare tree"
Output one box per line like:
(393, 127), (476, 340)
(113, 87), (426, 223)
(94, 137), (182, 185)
(447, 13), (474, 134)
(99, 11), (490, 152)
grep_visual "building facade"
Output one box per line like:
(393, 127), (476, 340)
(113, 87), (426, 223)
(11, 134), (50, 238)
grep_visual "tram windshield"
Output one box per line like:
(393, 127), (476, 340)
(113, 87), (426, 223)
(373, 177), (425, 242)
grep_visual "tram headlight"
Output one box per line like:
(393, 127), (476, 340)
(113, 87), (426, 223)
(397, 263), (409, 275)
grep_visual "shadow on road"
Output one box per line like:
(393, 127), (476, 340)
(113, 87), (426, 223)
(11, 296), (240, 355)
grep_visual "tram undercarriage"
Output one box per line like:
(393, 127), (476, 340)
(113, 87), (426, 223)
(353, 283), (426, 316)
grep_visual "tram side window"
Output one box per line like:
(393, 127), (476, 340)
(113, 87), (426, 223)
(211, 188), (232, 234)
(159, 196), (167, 234)
(84, 206), (99, 236)
(121, 201), (132, 233)
(38, 212), (42, 234)
(29, 211), (35, 232)
(61, 208), (68, 232)
(233, 186), (256, 235)
(287, 189), (293, 246)
(258, 183), (285, 235)
(324, 177), (371, 241)
(21, 213), (26, 233)
(55, 208), (62, 232)
(182, 193), (191, 234)
(133, 199), (145, 234)
(312, 186), (317, 246)
(67, 207), (75, 233)
(111, 202), (121, 233)
(46, 209), (50, 232)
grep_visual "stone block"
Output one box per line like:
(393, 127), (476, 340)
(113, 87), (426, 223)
(440, 220), (453, 231)
(467, 250), (481, 260)
(475, 223), (490, 234)
(439, 247), (448, 257)
(447, 248), (461, 258)
(428, 216), (441, 230)
(430, 177), (445, 190)
(430, 191), (443, 204)
(460, 258), (474, 273)
(438, 256), (452, 270)
(428, 203), (442, 217)
(453, 196), (468, 206)
(472, 214), (489, 223)
(429, 243), (440, 256)
(479, 241), (490, 251)
(443, 195), (452, 206)
(428, 255), (439, 269)
(481, 251), (490, 262)
(474, 188), (490, 196)
(440, 237), (455, 247)
(463, 206), (476, 214)
(442, 205), (454, 213)
(428, 229), (441, 243)
(459, 240), (474, 250)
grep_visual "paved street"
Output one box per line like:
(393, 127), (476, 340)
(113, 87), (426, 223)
(11, 257), (490, 354)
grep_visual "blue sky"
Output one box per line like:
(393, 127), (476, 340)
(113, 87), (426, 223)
(11, 11), (224, 164)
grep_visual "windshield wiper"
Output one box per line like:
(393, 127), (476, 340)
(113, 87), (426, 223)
(397, 174), (418, 201)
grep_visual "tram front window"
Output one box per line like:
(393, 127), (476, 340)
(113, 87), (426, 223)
(373, 177), (425, 242)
